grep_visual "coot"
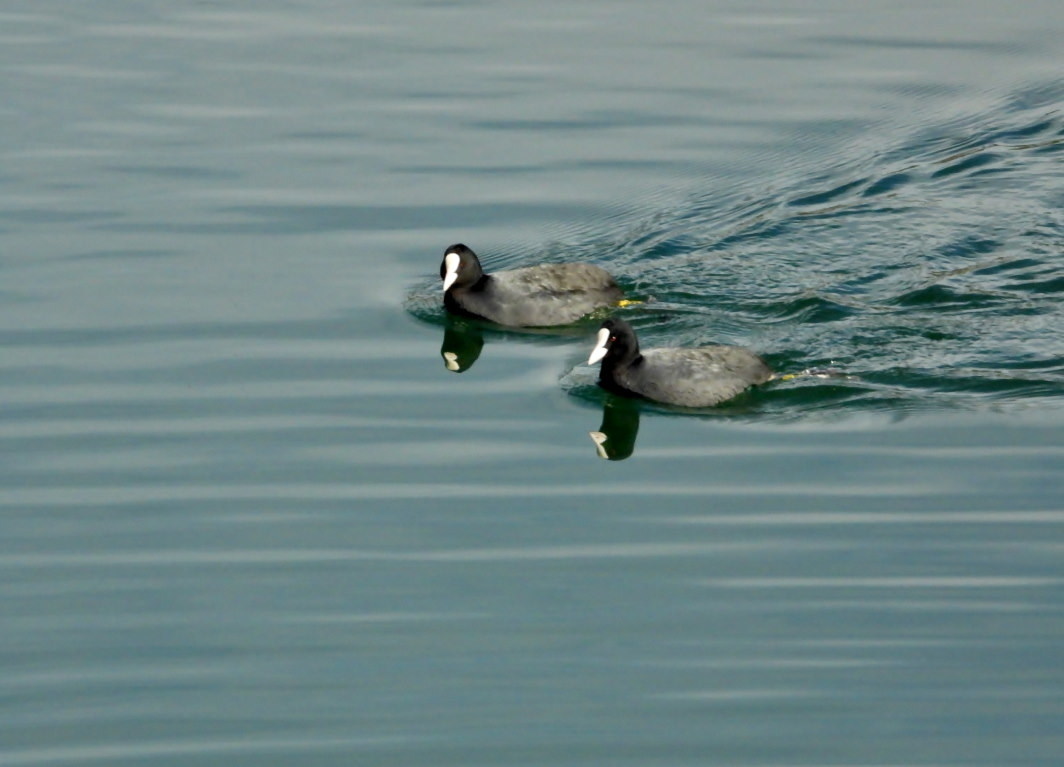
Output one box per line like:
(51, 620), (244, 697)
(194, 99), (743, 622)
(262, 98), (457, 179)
(587, 318), (773, 407)
(441, 243), (623, 327)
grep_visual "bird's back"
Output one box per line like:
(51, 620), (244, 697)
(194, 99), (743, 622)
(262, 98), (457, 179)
(623, 345), (772, 407)
(461, 263), (621, 326)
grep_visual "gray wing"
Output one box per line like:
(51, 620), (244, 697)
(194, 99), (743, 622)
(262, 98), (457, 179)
(485, 264), (622, 326)
(634, 346), (772, 407)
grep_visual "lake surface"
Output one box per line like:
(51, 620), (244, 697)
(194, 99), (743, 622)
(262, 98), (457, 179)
(2, 2), (1063, 765)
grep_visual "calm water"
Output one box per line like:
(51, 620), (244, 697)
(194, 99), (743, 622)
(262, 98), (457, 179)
(3, 2), (1064, 765)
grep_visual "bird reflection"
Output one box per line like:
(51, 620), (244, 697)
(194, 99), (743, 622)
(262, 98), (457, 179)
(439, 319), (485, 373)
(437, 316), (592, 374)
(588, 394), (641, 460)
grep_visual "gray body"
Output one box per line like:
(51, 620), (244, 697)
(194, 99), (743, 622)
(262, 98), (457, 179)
(590, 318), (773, 407)
(458, 264), (621, 327)
(613, 346), (773, 407)
(442, 244), (621, 327)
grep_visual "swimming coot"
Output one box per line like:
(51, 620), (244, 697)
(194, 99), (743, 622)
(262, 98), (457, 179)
(441, 243), (623, 327)
(587, 318), (773, 407)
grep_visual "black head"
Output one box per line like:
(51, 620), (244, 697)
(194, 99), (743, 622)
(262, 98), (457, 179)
(440, 243), (485, 292)
(588, 318), (641, 367)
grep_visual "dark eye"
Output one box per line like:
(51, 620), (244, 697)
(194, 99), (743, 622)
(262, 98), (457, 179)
(610, 335), (617, 343)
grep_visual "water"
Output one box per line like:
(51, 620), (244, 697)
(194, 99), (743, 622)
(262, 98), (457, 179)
(2, 2), (1063, 765)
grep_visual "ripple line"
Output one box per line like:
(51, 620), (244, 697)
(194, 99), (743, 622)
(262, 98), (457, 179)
(1, 735), (402, 766)
(662, 510), (1064, 526)
(0, 479), (954, 507)
(0, 542), (786, 569)
(703, 577), (1057, 589)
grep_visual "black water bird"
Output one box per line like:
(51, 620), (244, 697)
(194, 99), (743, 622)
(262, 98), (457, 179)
(441, 243), (623, 327)
(587, 318), (773, 407)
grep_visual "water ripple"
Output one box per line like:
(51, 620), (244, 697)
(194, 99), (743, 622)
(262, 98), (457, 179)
(553, 83), (1064, 415)
(3, 735), (401, 766)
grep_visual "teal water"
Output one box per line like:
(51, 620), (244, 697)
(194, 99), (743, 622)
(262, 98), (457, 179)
(3, 2), (1064, 765)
